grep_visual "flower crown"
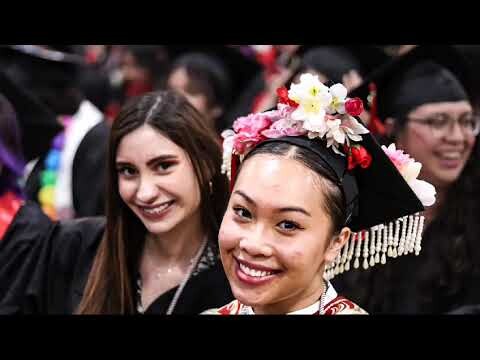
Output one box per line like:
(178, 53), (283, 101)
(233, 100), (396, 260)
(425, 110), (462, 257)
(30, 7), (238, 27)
(221, 72), (436, 208)
(222, 73), (371, 178)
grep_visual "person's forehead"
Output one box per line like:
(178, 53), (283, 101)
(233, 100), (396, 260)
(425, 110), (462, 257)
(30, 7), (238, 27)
(236, 155), (325, 205)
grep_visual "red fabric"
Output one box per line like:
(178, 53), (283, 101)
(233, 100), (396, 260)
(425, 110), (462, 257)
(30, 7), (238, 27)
(367, 82), (386, 136)
(0, 192), (22, 240)
(125, 81), (153, 98)
(323, 296), (358, 315)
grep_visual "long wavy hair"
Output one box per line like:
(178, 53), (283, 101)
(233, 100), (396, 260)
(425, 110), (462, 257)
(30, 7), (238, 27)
(76, 90), (229, 314)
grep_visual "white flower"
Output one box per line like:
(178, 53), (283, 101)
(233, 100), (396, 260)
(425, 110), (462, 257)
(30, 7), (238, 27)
(401, 161), (422, 183)
(221, 129), (235, 180)
(326, 83), (348, 114)
(325, 119), (345, 144)
(301, 110), (328, 136)
(341, 115), (369, 141)
(288, 73), (332, 125)
(381, 143), (436, 207)
(409, 179), (437, 207)
(323, 115), (370, 154)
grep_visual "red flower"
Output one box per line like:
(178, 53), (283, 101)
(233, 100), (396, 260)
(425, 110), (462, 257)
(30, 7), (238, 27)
(345, 98), (364, 116)
(348, 145), (372, 170)
(356, 145), (372, 168)
(276, 87), (298, 108)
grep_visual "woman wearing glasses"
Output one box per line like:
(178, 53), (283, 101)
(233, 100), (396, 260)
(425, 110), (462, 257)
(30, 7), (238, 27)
(334, 45), (480, 314)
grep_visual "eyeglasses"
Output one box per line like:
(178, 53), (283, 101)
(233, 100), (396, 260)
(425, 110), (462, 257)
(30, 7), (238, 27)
(408, 113), (480, 137)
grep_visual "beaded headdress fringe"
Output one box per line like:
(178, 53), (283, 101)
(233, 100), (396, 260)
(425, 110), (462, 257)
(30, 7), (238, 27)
(324, 213), (425, 280)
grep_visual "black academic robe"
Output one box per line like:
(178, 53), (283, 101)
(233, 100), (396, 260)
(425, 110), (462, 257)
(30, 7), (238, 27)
(25, 120), (110, 218)
(332, 234), (480, 314)
(0, 202), (233, 314)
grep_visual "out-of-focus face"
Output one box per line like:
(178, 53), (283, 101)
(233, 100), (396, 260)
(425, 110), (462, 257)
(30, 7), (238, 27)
(219, 154), (349, 314)
(396, 100), (476, 191)
(167, 67), (210, 117)
(116, 124), (202, 238)
(122, 51), (150, 83)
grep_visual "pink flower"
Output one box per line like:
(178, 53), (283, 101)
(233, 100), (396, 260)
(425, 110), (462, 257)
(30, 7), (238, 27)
(381, 143), (412, 171)
(232, 112), (273, 154)
(233, 112), (272, 134)
(262, 117), (306, 138)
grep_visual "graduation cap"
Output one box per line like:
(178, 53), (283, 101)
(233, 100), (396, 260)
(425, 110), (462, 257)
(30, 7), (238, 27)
(0, 45), (89, 117)
(349, 45), (472, 124)
(295, 45), (391, 86)
(167, 45), (262, 101)
(0, 69), (61, 161)
(221, 72), (434, 279)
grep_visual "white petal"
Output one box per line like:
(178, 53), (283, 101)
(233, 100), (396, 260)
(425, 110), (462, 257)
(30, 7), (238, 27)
(347, 133), (363, 142)
(331, 144), (344, 156)
(346, 116), (369, 134)
(403, 162), (422, 182)
(410, 179), (437, 207)
(333, 129), (346, 144)
(291, 108), (306, 121)
(330, 83), (348, 99)
(221, 129), (235, 139)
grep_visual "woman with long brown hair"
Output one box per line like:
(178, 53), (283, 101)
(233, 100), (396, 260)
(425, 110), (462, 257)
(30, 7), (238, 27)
(0, 90), (233, 314)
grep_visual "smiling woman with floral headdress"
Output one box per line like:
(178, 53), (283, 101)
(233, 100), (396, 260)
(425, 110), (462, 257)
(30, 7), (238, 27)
(203, 73), (435, 315)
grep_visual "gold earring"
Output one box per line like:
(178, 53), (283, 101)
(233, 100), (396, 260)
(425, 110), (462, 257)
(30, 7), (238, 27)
(209, 181), (213, 194)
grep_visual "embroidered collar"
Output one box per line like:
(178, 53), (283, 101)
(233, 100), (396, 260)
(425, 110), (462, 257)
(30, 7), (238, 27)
(239, 281), (338, 315)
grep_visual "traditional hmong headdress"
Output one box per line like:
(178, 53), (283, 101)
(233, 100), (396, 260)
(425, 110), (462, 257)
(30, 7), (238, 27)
(221, 73), (436, 280)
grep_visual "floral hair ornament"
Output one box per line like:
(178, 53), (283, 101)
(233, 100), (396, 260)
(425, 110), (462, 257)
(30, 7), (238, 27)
(222, 73), (371, 181)
(221, 72), (436, 280)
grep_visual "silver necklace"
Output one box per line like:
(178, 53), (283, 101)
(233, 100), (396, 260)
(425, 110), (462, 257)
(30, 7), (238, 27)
(137, 237), (208, 314)
(165, 237), (208, 314)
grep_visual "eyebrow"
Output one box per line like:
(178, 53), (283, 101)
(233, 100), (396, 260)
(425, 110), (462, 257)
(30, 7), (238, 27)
(116, 154), (178, 167)
(233, 190), (311, 217)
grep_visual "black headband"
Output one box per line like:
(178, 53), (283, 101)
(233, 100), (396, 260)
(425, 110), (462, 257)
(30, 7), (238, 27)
(250, 136), (359, 225)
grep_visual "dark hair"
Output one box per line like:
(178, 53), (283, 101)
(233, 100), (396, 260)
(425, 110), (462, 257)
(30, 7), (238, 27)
(243, 141), (346, 235)
(414, 137), (480, 312)
(0, 94), (24, 196)
(77, 90), (229, 314)
(299, 47), (363, 85)
(170, 52), (232, 113)
(126, 45), (169, 88)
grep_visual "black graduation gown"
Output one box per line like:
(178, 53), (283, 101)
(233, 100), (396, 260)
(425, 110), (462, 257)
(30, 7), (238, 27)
(332, 234), (480, 314)
(25, 120), (110, 218)
(0, 202), (233, 314)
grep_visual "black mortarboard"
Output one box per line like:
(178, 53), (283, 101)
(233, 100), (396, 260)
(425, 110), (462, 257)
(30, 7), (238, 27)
(349, 45), (472, 123)
(296, 45), (391, 86)
(248, 130), (423, 233)
(0, 45), (87, 116)
(167, 45), (262, 102)
(0, 69), (61, 161)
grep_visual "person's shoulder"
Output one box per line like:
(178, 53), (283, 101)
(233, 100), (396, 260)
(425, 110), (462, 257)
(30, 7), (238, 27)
(201, 299), (243, 315)
(324, 296), (368, 315)
(1, 201), (105, 257)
